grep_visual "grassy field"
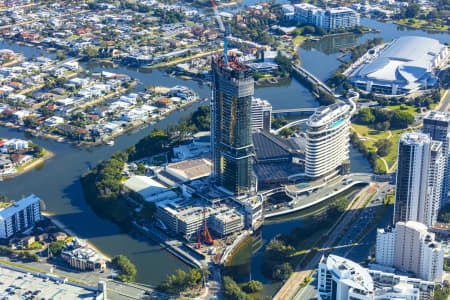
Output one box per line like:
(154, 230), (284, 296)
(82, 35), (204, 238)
(292, 35), (308, 48)
(385, 104), (419, 115)
(351, 124), (410, 170)
(394, 18), (450, 32)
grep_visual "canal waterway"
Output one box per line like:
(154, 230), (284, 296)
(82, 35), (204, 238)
(0, 16), (447, 288)
(299, 18), (450, 81)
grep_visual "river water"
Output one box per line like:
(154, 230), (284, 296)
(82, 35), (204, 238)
(0, 16), (448, 287)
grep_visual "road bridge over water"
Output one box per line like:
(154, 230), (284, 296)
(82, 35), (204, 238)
(292, 63), (340, 97)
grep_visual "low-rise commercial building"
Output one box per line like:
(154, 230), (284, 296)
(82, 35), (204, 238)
(123, 175), (177, 202)
(60, 238), (106, 271)
(0, 194), (41, 238)
(163, 158), (212, 183)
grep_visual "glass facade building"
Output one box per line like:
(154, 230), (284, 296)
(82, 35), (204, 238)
(211, 55), (254, 195)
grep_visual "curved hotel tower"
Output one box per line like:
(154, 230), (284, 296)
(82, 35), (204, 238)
(305, 102), (351, 178)
(211, 55), (255, 195)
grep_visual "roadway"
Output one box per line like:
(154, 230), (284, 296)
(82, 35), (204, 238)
(265, 173), (373, 219)
(290, 183), (394, 300)
(438, 90), (450, 113)
(273, 183), (378, 300)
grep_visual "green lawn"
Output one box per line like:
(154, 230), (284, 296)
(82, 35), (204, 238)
(352, 124), (410, 171)
(292, 35), (308, 48)
(385, 104), (419, 115)
(394, 18), (450, 32)
(383, 130), (404, 168)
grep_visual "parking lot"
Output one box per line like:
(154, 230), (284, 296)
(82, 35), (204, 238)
(0, 267), (101, 300)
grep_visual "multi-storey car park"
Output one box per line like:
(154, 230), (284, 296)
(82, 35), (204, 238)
(305, 102), (351, 179)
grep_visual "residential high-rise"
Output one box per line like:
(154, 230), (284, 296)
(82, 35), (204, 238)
(375, 221), (444, 282)
(426, 141), (444, 226)
(376, 226), (396, 266)
(422, 111), (450, 205)
(305, 102), (351, 178)
(293, 4), (359, 31)
(394, 133), (430, 225)
(251, 97), (272, 132)
(211, 55), (255, 195)
(0, 194), (41, 238)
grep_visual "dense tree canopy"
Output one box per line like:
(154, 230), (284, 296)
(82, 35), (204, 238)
(112, 255), (137, 282)
(158, 268), (207, 294)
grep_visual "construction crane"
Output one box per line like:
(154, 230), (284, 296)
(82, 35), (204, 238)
(202, 208), (215, 245)
(210, 0), (231, 65)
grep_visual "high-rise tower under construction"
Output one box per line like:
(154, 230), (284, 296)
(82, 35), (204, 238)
(211, 55), (254, 195)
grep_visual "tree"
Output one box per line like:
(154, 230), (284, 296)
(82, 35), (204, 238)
(242, 280), (263, 293)
(159, 268), (205, 294)
(272, 262), (293, 281)
(405, 3), (420, 18)
(56, 50), (66, 61)
(272, 117), (288, 129)
(318, 91), (335, 105)
(131, 129), (170, 161)
(279, 128), (293, 138)
(189, 105), (210, 131)
(24, 116), (38, 129)
(112, 255), (136, 282)
(223, 276), (251, 300)
(375, 139), (392, 157)
(327, 73), (346, 88)
(49, 240), (65, 255)
(357, 108), (375, 124)
(274, 52), (292, 77)
(390, 111), (414, 129)
(136, 163), (146, 175)
(83, 46), (98, 58)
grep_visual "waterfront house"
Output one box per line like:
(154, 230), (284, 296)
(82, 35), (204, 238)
(11, 153), (32, 166)
(44, 116), (64, 127)
(0, 155), (13, 173)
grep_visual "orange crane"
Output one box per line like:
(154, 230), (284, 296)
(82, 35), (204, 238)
(202, 208), (215, 245)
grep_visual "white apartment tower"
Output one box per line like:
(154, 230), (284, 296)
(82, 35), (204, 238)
(375, 221), (444, 282)
(376, 226), (396, 266)
(422, 111), (450, 205)
(394, 132), (443, 227)
(251, 97), (272, 132)
(0, 194), (41, 238)
(305, 102), (351, 178)
(293, 4), (360, 31)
